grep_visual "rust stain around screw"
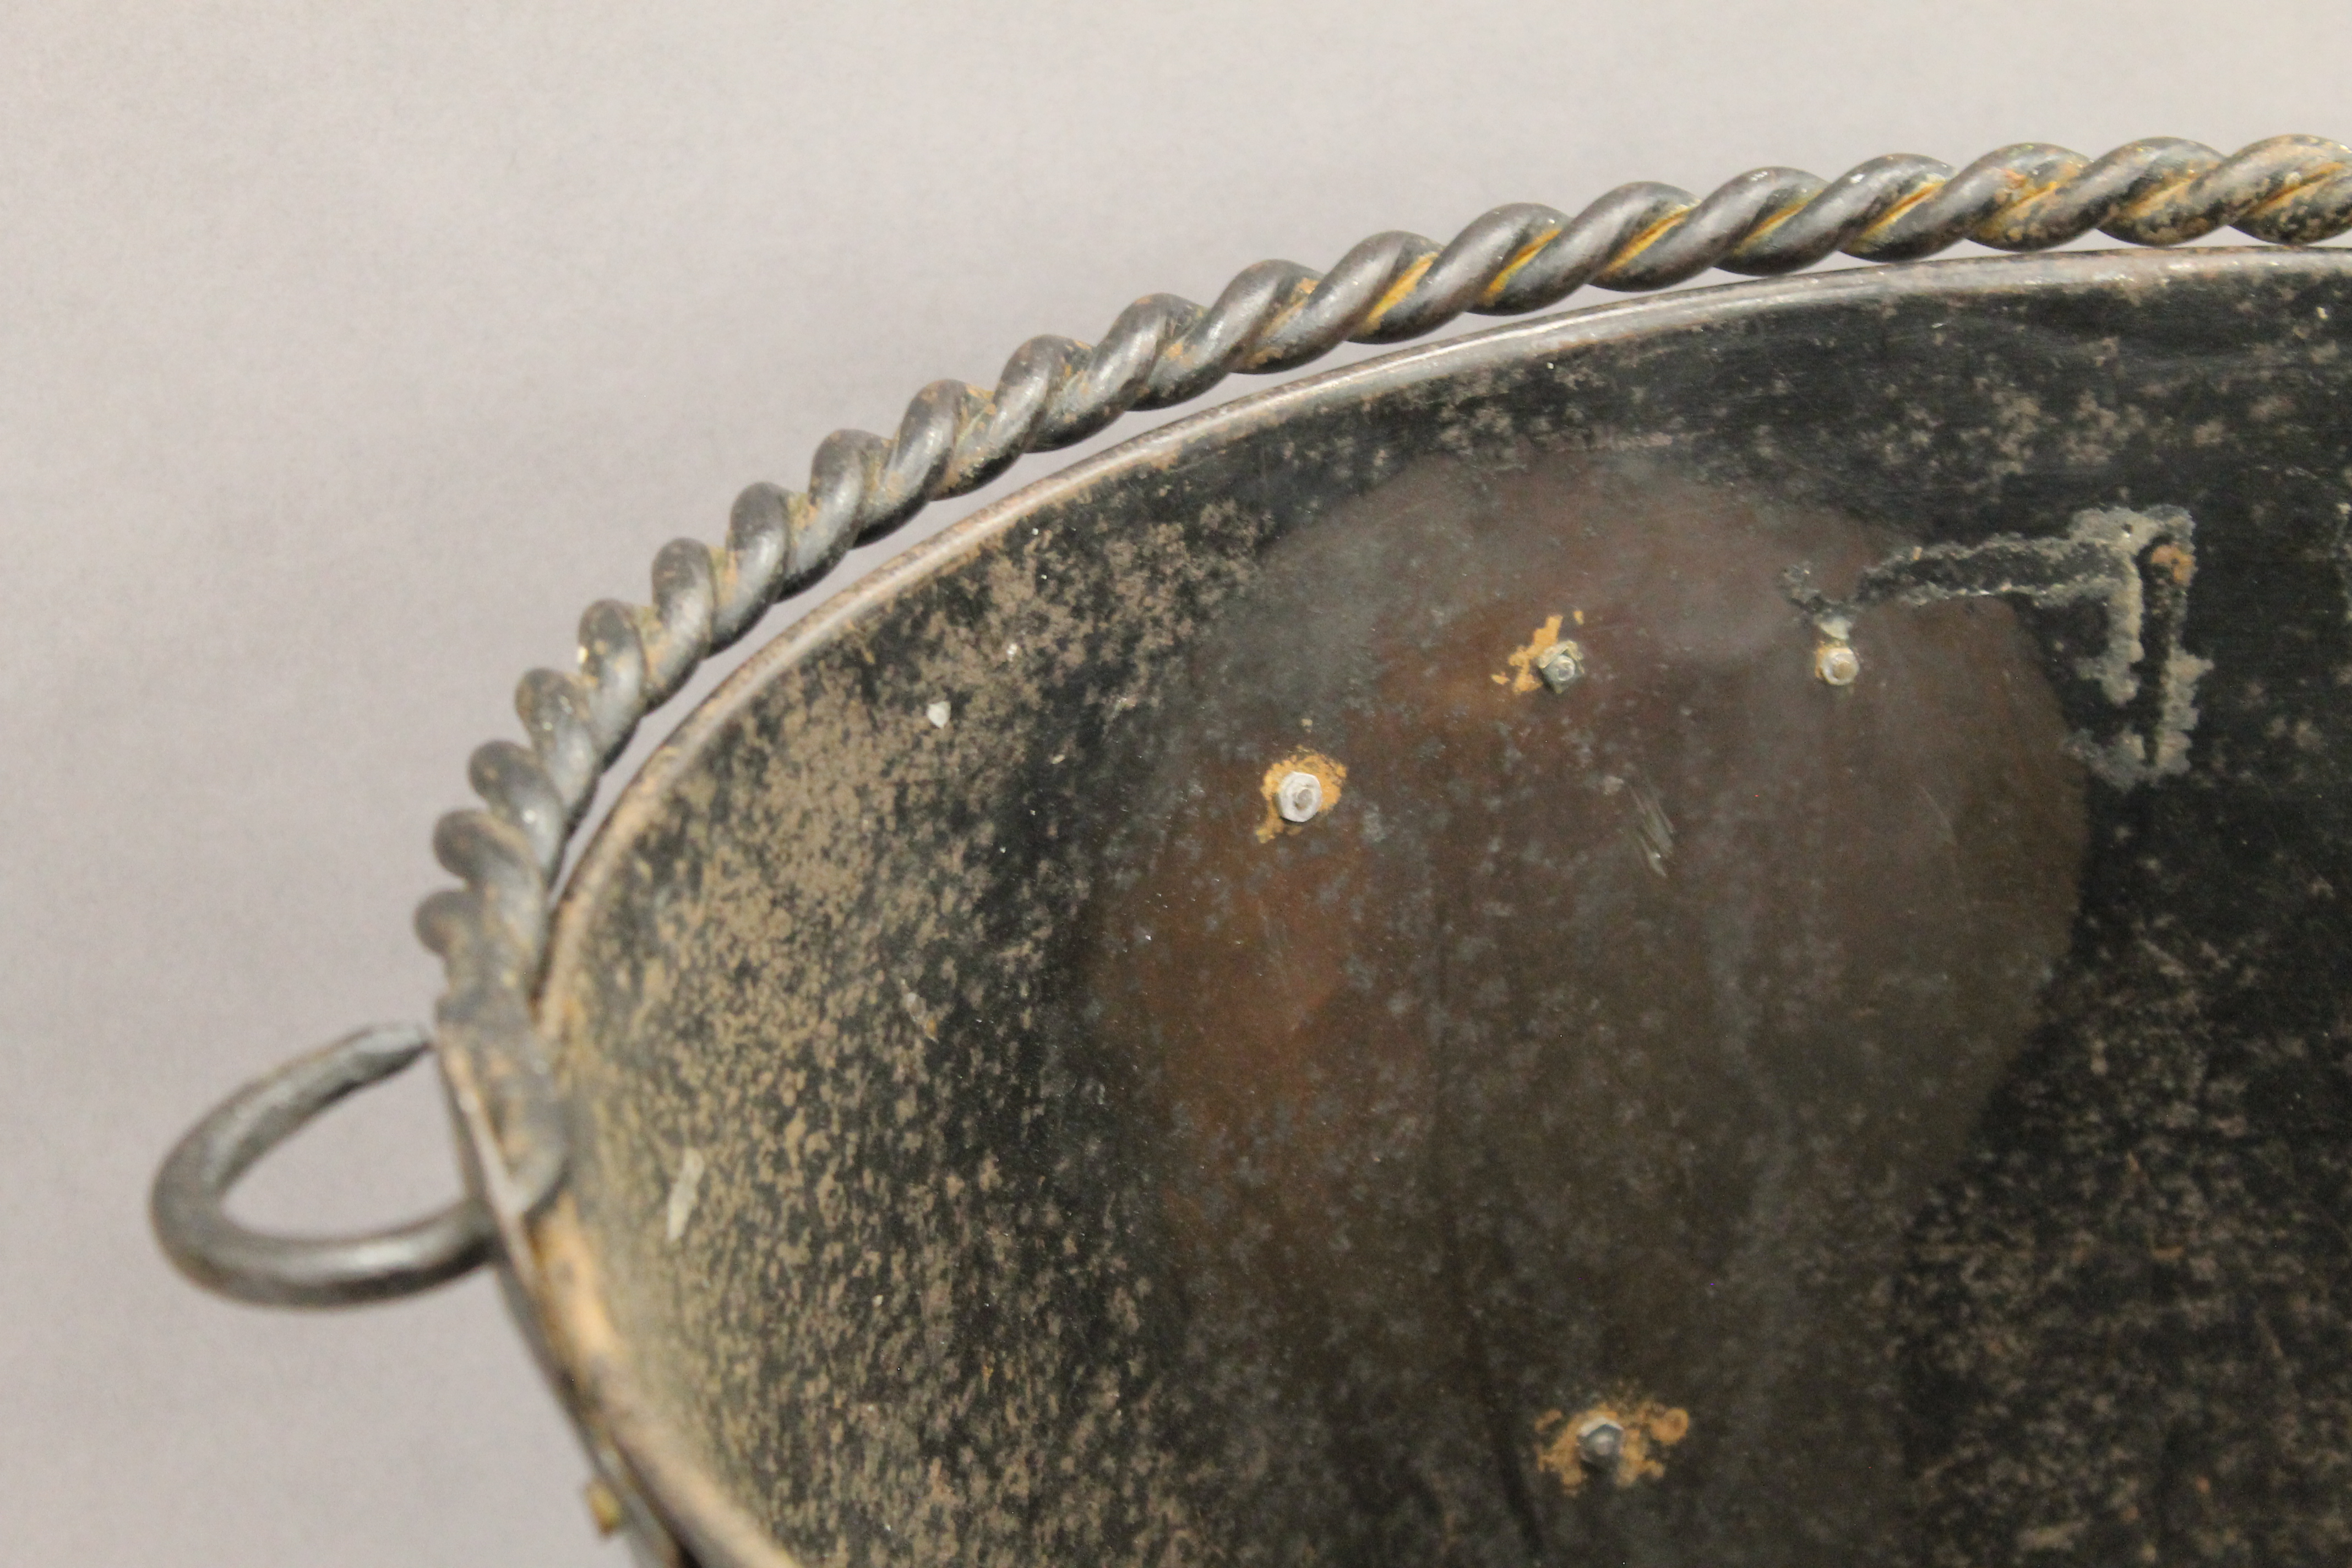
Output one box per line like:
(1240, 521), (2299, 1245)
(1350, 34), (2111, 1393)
(1496, 613), (1587, 694)
(1256, 750), (1346, 842)
(1536, 1396), (1692, 1493)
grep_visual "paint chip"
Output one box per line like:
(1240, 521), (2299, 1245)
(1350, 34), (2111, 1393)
(665, 1147), (707, 1245)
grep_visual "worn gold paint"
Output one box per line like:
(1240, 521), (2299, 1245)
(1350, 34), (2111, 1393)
(1365, 255), (1436, 330)
(1729, 197), (1808, 252)
(1477, 226), (1566, 307)
(585, 1478), (628, 1537)
(1603, 205), (1697, 270)
(1863, 181), (1941, 237)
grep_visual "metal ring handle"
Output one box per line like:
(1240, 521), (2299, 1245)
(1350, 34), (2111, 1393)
(151, 1024), (497, 1307)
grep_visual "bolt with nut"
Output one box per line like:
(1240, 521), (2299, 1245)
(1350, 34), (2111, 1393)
(1576, 1418), (1626, 1469)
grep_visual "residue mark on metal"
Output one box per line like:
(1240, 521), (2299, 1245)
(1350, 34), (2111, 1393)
(1786, 506), (2209, 787)
(1621, 774), (1674, 876)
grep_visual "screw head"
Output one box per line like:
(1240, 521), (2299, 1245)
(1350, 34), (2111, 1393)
(1534, 639), (1586, 693)
(1815, 641), (1861, 687)
(1276, 770), (1324, 823)
(1576, 1418), (1626, 1468)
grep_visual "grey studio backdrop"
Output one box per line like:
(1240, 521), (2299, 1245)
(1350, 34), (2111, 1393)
(6, 3), (2347, 1562)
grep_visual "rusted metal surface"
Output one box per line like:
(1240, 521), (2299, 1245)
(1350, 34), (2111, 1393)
(530, 248), (2352, 1564)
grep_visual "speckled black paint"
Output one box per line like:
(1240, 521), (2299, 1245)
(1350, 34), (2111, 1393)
(538, 249), (2352, 1566)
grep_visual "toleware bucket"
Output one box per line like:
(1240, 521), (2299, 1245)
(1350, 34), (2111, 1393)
(155, 138), (2352, 1566)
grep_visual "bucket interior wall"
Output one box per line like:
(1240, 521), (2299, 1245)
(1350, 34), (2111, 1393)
(538, 252), (2352, 1566)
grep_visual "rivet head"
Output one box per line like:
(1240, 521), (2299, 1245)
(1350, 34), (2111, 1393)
(1534, 639), (1586, 693)
(1576, 1418), (1626, 1468)
(1815, 641), (1861, 687)
(1276, 770), (1324, 823)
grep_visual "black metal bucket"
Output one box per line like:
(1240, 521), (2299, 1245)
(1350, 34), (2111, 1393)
(156, 141), (2352, 1567)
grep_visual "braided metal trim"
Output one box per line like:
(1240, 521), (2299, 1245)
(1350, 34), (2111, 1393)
(417, 134), (2352, 1202)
